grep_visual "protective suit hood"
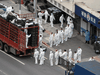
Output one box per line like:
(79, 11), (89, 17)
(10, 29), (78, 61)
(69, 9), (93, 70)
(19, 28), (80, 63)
(35, 49), (37, 52)
(50, 51), (52, 54)
(62, 14), (63, 17)
(59, 49), (61, 52)
(45, 10), (47, 12)
(69, 49), (71, 52)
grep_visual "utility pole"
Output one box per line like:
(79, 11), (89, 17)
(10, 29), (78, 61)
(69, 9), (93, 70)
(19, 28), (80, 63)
(34, 0), (37, 23)
(19, 0), (21, 14)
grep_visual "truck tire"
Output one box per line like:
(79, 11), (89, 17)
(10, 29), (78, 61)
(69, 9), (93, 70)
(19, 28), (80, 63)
(0, 41), (3, 50)
(4, 44), (9, 53)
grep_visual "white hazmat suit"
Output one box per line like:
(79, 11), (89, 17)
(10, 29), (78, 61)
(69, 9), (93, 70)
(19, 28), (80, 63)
(69, 22), (74, 38)
(55, 50), (59, 65)
(38, 20), (44, 36)
(38, 12), (44, 24)
(73, 52), (77, 65)
(44, 10), (49, 23)
(34, 49), (39, 64)
(67, 16), (72, 25)
(64, 25), (69, 41)
(49, 33), (53, 47)
(1, 6), (14, 19)
(49, 51), (54, 66)
(88, 57), (94, 61)
(50, 13), (55, 27)
(68, 49), (72, 63)
(77, 48), (82, 61)
(59, 14), (65, 28)
(61, 51), (67, 60)
(66, 25), (72, 39)
(59, 29), (64, 43)
(39, 51), (45, 65)
(54, 32), (59, 46)
(26, 34), (31, 48)
(24, 22), (33, 34)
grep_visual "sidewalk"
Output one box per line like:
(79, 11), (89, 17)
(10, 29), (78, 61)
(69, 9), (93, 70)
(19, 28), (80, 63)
(41, 19), (98, 63)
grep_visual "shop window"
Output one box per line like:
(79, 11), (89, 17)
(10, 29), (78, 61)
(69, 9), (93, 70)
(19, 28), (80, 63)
(67, 9), (69, 13)
(54, 1), (57, 5)
(62, 6), (65, 11)
(58, 3), (61, 8)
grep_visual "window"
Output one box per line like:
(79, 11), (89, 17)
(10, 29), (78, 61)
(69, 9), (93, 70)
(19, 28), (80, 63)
(62, 6), (65, 11)
(54, 1), (57, 5)
(58, 3), (61, 8)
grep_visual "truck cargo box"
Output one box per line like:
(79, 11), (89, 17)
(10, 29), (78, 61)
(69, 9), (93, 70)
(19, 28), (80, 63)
(74, 60), (100, 75)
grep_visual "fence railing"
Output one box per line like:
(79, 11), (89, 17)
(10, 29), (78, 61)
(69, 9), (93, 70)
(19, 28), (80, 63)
(58, 57), (75, 70)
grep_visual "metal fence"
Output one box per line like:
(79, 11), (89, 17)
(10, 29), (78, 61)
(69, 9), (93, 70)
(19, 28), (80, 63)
(58, 57), (74, 70)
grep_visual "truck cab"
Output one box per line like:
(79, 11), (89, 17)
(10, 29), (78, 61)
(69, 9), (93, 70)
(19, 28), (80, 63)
(94, 36), (100, 54)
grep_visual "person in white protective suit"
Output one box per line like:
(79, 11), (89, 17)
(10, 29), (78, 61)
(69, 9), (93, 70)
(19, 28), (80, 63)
(1, 6), (14, 19)
(39, 35), (43, 48)
(38, 11), (44, 24)
(59, 28), (64, 43)
(69, 19), (74, 38)
(88, 57), (94, 61)
(38, 20), (44, 36)
(6, 6), (14, 14)
(64, 24), (69, 41)
(67, 16), (72, 25)
(44, 10), (49, 23)
(26, 34), (31, 48)
(73, 51), (77, 65)
(55, 49), (59, 65)
(24, 21), (33, 34)
(77, 47), (82, 62)
(54, 30), (59, 46)
(68, 49), (72, 64)
(59, 14), (65, 28)
(49, 32), (54, 47)
(61, 50), (67, 60)
(61, 50), (67, 65)
(50, 13), (55, 27)
(59, 49), (62, 64)
(39, 50), (45, 65)
(34, 49), (39, 64)
(68, 24), (73, 39)
(59, 49), (62, 57)
(49, 51), (54, 66)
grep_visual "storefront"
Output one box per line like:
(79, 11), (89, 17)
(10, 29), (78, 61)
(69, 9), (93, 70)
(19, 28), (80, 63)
(75, 3), (100, 44)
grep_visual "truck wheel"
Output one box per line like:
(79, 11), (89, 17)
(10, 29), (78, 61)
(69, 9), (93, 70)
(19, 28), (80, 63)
(0, 41), (3, 50)
(4, 44), (9, 53)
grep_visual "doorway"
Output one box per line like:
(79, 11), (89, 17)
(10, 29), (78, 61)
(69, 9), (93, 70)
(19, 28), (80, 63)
(90, 24), (97, 44)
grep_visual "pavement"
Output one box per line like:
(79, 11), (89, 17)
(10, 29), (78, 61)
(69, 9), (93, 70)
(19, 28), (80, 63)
(0, 0), (100, 75)
(41, 19), (98, 62)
